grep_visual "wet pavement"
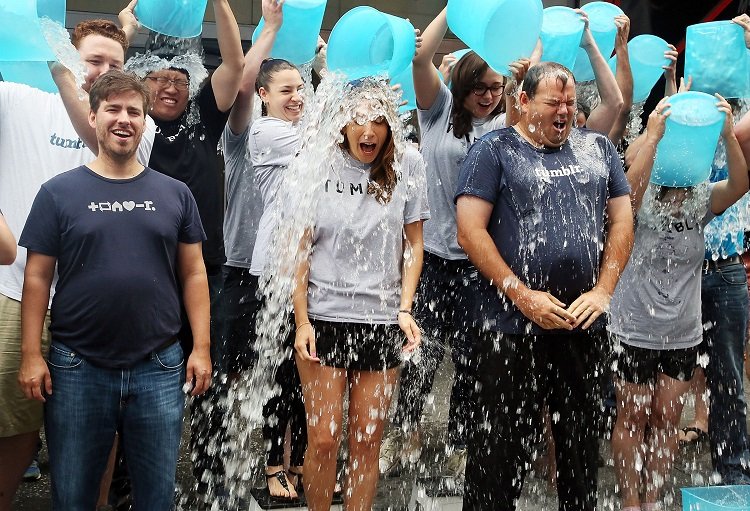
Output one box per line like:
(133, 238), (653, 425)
(13, 354), (737, 510)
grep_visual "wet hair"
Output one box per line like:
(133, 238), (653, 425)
(522, 62), (575, 100)
(72, 20), (128, 54)
(340, 78), (398, 205)
(256, 58), (299, 116)
(449, 51), (505, 140)
(89, 70), (151, 114)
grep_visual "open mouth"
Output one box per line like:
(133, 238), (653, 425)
(160, 97), (178, 106)
(360, 142), (377, 155)
(112, 129), (131, 140)
(553, 120), (567, 131)
(286, 104), (302, 113)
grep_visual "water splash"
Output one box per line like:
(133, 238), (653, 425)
(40, 17), (87, 91)
(124, 52), (207, 100)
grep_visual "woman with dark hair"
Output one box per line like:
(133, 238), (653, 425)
(379, 6), (529, 477)
(292, 78), (429, 511)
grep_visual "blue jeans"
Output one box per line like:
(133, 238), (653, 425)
(45, 341), (185, 510)
(702, 262), (750, 484)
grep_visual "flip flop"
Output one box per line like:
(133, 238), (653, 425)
(679, 426), (708, 445)
(266, 470), (297, 500)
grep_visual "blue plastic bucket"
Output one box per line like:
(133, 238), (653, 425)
(609, 34), (670, 103)
(0, 61), (57, 93)
(572, 1), (623, 81)
(135, 0), (209, 39)
(446, 0), (543, 77)
(36, 0), (66, 25)
(652, 91), (725, 187)
(682, 485), (750, 510)
(252, 0), (327, 65)
(540, 6), (584, 71)
(327, 6), (415, 81)
(0, 0), (56, 62)
(685, 21), (750, 98)
(391, 63), (416, 113)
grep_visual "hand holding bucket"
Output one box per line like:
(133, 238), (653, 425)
(572, 1), (623, 82)
(327, 6), (415, 81)
(135, 0), (209, 39)
(609, 35), (670, 103)
(252, 0), (327, 65)
(540, 6), (585, 71)
(446, 0), (542, 77)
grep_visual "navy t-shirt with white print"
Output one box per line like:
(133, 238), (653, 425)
(19, 166), (206, 368)
(455, 127), (630, 335)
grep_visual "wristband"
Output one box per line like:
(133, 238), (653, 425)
(296, 321), (311, 331)
(398, 309), (412, 316)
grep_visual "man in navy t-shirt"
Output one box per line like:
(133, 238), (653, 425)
(456, 62), (634, 511)
(16, 71), (211, 508)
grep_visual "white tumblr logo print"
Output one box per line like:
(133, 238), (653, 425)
(87, 201), (156, 212)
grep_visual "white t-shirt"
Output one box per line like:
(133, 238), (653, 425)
(0, 82), (155, 302)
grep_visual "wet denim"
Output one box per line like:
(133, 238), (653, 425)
(702, 261), (750, 484)
(391, 252), (477, 447)
(45, 341), (185, 510)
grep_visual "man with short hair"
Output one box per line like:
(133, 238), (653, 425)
(456, 62), (634, 510)
(17, 70), (211, 509)
(0, 19), (154, 509)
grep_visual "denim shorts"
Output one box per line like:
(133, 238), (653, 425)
(310, 319), (403, 370)
(613, 338), (698, 385)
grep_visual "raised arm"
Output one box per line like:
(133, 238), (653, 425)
(118, 0), (139, 43)
(625, 97), (669, 212)
(456, 195), (576, 330)
(227, 0), (283, 134)
(580, 10), (624, 135)
(50, 63), (98, 153)
(710, 95), (749, 215)
(18, 252), (56, 402)
(209, 0), (245, 112)
(608, 15), (633, 144)
(413, 8), (447, 111)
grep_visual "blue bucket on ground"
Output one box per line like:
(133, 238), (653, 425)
(0, 62), (57, 93)
(609, 34), (670, 103)
(36, 0), (66, 25)
(391, 63), (416, 113)
(447, 0), (543, 77)
(327, 6), (415, 81)
(572, 1), (623, 82)
(135, 0), (209, 39)
(0, 0), (56, 62)
(685, 21), (750, 98)
(682, 485), (750, 510)
(540, 6), (584, 71)
(652, 91), (725, 187)
(252, 0), (327, 65)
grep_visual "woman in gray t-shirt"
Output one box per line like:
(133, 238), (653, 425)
(292, 79), (429, 510)
(610, 95), (748, 510)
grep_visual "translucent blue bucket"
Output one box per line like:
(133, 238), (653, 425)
(135, 0), (209, 39)
(540, 6), (584, 71)
(327, 6), (415, 81)
(36, 0), (66, 25)
(446, 0), (543, 77)
(609, 34), (670, 103)
(682, 485), (750, 510)
(572, 1), (623, 81)
(391, 63), (416, 113)
(652, 91), (725, 187)
(0, 0), (56, 61)
(0, 61), (57, 93)
(252, 0), (327, 65)
(685, 21), (750, 98)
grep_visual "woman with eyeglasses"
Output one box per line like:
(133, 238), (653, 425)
(379, 6), (530, 477)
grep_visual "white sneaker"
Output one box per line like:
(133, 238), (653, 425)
(443, 447), (468, 480)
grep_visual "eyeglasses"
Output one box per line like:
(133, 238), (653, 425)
(145, 76), (189, 91)
(472, 83), (505, 97)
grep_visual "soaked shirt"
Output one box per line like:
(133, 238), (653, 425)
(307, 147), (430, 324)
(19, 167), (205, 368)
(609, 184), (714, 350)
(418, 82), (504, 261)
(248, 117), (300, 276)
(704, 164), (749, 260)
(456, 127), (629, 335)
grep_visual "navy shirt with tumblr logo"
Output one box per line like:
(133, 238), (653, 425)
(455, 127), (630, 335)
(20, 166), (206, 368)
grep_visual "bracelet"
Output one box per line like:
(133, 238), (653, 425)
(296, 321), (311, 331)
(398, 309), (412, 316)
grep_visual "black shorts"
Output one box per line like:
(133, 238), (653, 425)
(613, 337), (698, 385)
(309, 319), (403, 371)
